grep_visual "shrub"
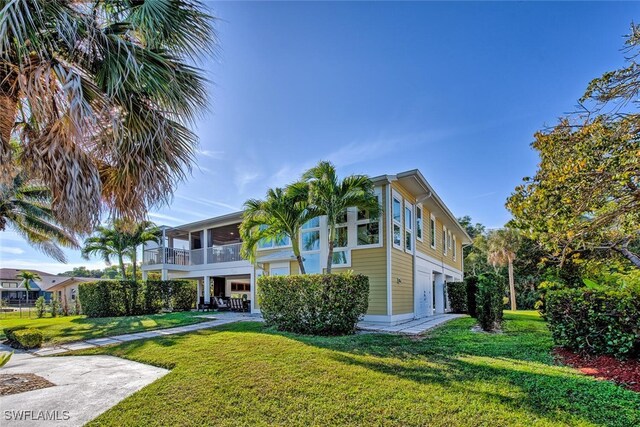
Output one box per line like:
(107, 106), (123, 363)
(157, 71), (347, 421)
(3, 326), (26, 342)
(476, 273), (504, 331)
(465, 276), (479, 318)
(50, 297), (60, 317)
(12, 329), (44, 349)
(258, 272), (369, 335)
(545, 288), (640, 358)
(34, 296), (46, 318)
(171, 281), (197, 311)
(446, 282), (467, 313)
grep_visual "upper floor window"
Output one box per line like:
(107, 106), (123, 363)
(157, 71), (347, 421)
(257, 225), (291, 250)
(331, 210), (349, 266)
(448, 231), (452, 251)
(416, 205), (423, 241)
(404, 202), (413, 253)
(356, 189), (382, 247)
(430, 215), (436, 249)
(443, 225), (448, 255)
(453, 235), (457, 260)
(302, 218), (321, 273)
(392, 192), (403, 250)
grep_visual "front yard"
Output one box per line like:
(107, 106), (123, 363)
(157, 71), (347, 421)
(78, 311), (640, 426)
(0, 311), (207, 345)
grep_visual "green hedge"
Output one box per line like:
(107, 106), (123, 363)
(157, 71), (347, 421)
(258, 272), (369, 335)
(545, 288), (640, 358)
(465, 276), (479, 318)
(4, 327), (43, 349)
(476, 273), (504, 331)
(79, 280), (197, 318)
(446, 282), (467, 313)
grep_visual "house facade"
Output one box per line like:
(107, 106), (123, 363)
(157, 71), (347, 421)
(0, 269), (66, 305)
(141, 169), (471, 324)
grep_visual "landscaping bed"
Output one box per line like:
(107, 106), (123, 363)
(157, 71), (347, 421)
(0, 373), (54, 396)
(555, 348), (640, 392)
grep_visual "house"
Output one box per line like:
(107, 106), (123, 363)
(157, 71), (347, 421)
(47, 277), (96, 313)
(141, 169), (472, 324)
(0, 269), (69, 305)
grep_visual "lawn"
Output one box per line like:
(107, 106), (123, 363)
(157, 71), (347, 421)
(78, 311), (640, 427)
(0, 311), (208, 345)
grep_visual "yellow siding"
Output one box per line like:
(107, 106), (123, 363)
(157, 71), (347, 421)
(415, 203), (463, 273)
(390, 182), (415, 315)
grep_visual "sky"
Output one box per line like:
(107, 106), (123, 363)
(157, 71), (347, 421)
(1, 1), (638, 274)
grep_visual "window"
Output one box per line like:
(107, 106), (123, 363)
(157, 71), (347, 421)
(392, 192), (403, 250)
(302, 218), (321, 273)
(404, 202), (413, 253)
(257, 225), (291, 250)
(332, 210), (349, 266)
(356, 190), (381, 247)
(416, 205), (423, 241)
(443, 226), (448, 255)
(448, 231), (452, 251)
(231, 282), (250, 292)
(453, 235), (457, 260)
(430, 214), (436, 249)
(71, 288), (77, 301)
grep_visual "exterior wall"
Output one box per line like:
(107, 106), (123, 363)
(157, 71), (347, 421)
(415, 204), (463, 272)
(390, 182), (415, 315)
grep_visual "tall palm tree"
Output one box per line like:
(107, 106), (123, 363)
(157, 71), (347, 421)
(240, 187), (317, 274)
(0, 0), (216, 233)
(81, 220), (159, 280)
(0, 173), (78, 262)
(487, 227), (521, 310)
(301, 161), (380, 273)
(16, 270), (41, 305)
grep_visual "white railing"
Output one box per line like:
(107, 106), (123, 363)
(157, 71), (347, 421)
(143, 243), (243, 266)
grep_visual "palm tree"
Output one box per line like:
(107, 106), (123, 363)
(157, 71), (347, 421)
(240, 187), (318, 274)
(0, 173), (78, 262)
(0, 1), (216, 234)
(81, 220), (160, 280)
(487, 228), (521, 310)
(16, 270), (41, 305)
(301, 161), (381, 273)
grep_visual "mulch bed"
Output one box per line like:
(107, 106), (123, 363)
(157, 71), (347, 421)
(554, 348), (640, 392)
(0, 373), (55, 396)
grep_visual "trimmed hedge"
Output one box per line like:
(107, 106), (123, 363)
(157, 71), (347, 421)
(79, 280), (197, 318)
(4, 327), (43, 349)
(258, 272), (369, 335)
(476, 273), (504, 331)
(465, 276), (479, 318)
(446, 282), (467, 313)
(545, 288), (640, 358)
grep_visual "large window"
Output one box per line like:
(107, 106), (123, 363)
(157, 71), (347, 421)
(416, 205), (423, 242)
(356, 190), (381, 247)
(257, 225), (291, 250)
(430, 214), (436, 249)
(404, 202), (413, 253)
(302, 218), (321, 273)
(453, 235), (457, 261)
(332, 210), (349, 266)
(392, 192), (403, 250)
(443, 225), (448, 255)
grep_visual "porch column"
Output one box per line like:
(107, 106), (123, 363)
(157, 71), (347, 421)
(197, 278), (202, 302)
(203, 275), (211, 304)
(203, 229), (209, 264)
(161, 269), (168, 280)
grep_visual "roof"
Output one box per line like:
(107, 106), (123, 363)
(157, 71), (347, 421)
(47, 277), (99, 291)
(256, 250), (296, 263)
(0, 268), (72, 291)
(0, 268), (57, 280)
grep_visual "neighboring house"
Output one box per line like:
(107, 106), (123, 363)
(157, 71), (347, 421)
(0, 269), (69, 305)
(47, 277), (96, 313)
(142, 169), (472, 324)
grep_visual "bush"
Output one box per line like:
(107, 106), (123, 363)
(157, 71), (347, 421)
(465, 276), (479, 318)
(50, 297), (60, 317)
(446, 282), (467, 313)
(476, 273), (504, 331)
(12, 329), (44, 349)
(3, 326), (25, 342)
(79, 280), (196, 318)
(258, 272), (369, 335)
(34, 296), (46, 318)
(545, 288), (640, 358)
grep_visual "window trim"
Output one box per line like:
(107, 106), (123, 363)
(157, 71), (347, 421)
(453, 235), (457, 261)
(416, 204), (423, 242)
(353, 188), (383, 250)
(404, 201), (414, 254)
(391, 190), (403, 251)
(430, 214), (436, 249)
(443, 225), (448, 255)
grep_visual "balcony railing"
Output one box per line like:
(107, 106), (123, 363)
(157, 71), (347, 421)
(143, 243), (243, 266)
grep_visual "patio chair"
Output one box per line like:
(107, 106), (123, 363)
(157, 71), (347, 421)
(215, 297), (230, 311)
(229, 298), (245, 312)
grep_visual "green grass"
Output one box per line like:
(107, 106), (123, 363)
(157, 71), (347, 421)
(0, 311), (208, 345)
(77, 311), (640, 427)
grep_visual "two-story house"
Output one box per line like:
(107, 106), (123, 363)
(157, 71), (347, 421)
(141, 169), (471, 325)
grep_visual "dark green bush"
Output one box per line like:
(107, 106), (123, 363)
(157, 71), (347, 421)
(476, 273), (504, 331)
(465, 276), (479, 318)
(3, 326), (26, 342)
(79, 280), (196, 318)
(446, 282), (467, 313)
(545, 288), (640, 358)
(9, 328), (44, 349)
(258, 272), (369, 335)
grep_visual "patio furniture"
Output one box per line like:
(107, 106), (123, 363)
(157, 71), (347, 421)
(229, 298), (245, 312)
(215, 297), (230, 311)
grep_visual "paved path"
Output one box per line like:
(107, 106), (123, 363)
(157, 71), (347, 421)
(30, 312), (261, 356)
(357, 313), (465, 334)
(0, 346), (168, 427)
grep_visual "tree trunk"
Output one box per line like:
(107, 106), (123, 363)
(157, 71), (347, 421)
(508, 258), (516, 311)
(296, 255), (306, 275)
(118, 254), (126, 280)
(131, 247), (138, 282)
(617, 246), (640, 269)
(292, 238), (306, 274)
(0, 92), (18, 181)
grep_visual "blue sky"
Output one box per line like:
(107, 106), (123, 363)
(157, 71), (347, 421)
(1, 1), (637, 273)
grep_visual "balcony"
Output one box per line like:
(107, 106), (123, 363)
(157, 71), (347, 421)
(143, 242), (243, 266)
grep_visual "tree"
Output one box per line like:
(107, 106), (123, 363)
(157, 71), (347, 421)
(0, 172), (78, 262)
(0, 0), (216, 233)
(508, 25), (640, 270)
(16, 270), (41, 305)
(240, 187), (317, 274)
(81, 220), (159, 280)
(301, 161), (380, 273)
(487, 228), (521, 310)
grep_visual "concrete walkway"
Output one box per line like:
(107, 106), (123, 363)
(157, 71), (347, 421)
(31, 312), (260, 356)
(357, 313), (465, 334)
(0, 346), (168, 427)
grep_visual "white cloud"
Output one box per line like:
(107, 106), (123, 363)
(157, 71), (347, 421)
(0, 246), (25, 255)
(175, 195), (240, 211)
(197, 149), (225, 159)
(148, 212), (183, 225)
(234, 168), (261, 194)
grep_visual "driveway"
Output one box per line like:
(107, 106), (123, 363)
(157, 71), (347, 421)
(0, 347), (168, 427)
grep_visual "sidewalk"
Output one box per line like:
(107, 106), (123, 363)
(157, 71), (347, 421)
(357, 313), (465, 334)
(30, 312), (261, 356)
